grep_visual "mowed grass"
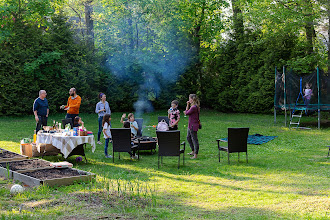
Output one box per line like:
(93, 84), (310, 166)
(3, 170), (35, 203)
(0, 110), (329, 219)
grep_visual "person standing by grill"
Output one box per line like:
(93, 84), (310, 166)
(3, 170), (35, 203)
(33, 90), (49, 133)
(184, 94), (200, 159)
(95, 93), (111, 145)
(60, 88), (81, 120)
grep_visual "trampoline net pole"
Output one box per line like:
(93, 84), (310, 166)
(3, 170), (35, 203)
(283, 66), (287, 127)
(317, 66), (320, 129)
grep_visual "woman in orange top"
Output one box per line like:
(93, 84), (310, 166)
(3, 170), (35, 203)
(60, 88), (81, 120)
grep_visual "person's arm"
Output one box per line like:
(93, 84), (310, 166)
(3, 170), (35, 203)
(184, 101), (190, 115)
(33, 99), (39, 122)
(33, 110), (39, 122)
(106, 102), (111, 115)
(46, 99), (49, 117)
(185, 105), (196, 115)
(120, 113), (126, 123)
(174, 111), (180, 126)
(95, 102), (100, 114)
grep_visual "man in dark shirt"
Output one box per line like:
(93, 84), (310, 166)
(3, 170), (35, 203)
(33, 90), (49, 133)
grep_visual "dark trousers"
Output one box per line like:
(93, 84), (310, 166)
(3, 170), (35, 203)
(187, 128), (199, 154)
(98, 116), (103, 141)
(104, 138), (110, 156)
(169, 125), (178, 130)
(36, 116), (48, 133)
(66, 114), (78, 120)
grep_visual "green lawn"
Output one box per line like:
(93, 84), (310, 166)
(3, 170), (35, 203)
(0, 111), (329, 219)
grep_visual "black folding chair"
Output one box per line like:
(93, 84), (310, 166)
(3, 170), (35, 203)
(110, 128), (139, 162)
(135, 118), (143, 137)
(62, 118), (73, 129)
(217, 128), (249, 164)
(158, 116), (170, 126)
(156, 130), (185, 169)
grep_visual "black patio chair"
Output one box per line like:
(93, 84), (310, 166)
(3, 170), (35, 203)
(158, 116), (170, 126)
(135, 118), (143, 137)
(110, 128), (139, 162)
(62, 118), (73, 129)
(156, 130), (185, 169)
(217, 128), (249, 164)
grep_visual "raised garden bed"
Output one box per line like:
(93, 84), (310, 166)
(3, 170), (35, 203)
(13, 168), (96, 187)
(0, 148), (28, 163)
(0, 159), (54, 178)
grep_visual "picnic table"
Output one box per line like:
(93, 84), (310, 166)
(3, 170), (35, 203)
(36, 131), (96, 159)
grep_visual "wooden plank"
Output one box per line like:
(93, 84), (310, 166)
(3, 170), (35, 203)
(12, 171), (42, 187)
(12, 168), (96, 187)
(0, 166), (13, 179)
(0, 149), (28, 163)
(42, 168), (96, 187)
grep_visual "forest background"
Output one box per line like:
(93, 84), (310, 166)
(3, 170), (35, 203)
(0, 0), (329, 116)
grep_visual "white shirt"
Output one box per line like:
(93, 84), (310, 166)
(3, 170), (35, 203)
(103, 122), (112, 139)
(130, 121), (138, 137)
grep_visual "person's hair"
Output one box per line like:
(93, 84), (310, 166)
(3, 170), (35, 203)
(123, 121), (130, 128)
(171, 100), (179, 106)
(74, 116), (80, 125)
(98, 92), (105, 100)
(127, 113), (134, 120)
(189, 94), (200, 108)
(102, 114), (111, 127)
(39, 90), (46, 96)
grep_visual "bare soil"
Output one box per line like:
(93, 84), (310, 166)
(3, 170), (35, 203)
(0, 149), (25, 158)
(0, 159), (52, 171)
(23, 168), (87, 180)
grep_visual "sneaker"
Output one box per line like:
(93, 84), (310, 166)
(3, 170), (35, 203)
(97, 141), (102, 145)
(105, 155), (113, 158)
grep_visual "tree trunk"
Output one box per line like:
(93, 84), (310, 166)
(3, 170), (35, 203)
(304, 22), (316, 55)
(193, 0), (206, 98)
(303, 0), (316, 56)
(232, 0), (244, 41)
(84, 1), (94, 49)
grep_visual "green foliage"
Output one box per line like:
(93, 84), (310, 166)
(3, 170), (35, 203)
(0, 0), (328, 115)
(0, 10), (108, 115)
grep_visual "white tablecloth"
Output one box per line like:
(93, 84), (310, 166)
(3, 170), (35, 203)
(37, 132), (96, 158)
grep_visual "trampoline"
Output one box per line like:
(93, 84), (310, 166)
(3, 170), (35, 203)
(274, 66), (330, 129)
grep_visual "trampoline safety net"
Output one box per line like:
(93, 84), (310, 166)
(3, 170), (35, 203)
(274, 68), (330, 111)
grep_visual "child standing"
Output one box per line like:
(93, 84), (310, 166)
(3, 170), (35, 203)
(102, 114), (112, 158)
(303, 83), (313, 107)
(168, 100), (180, 130)
(120, 113), (138, 138)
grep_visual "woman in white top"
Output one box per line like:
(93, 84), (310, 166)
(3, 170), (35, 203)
(95, 93), (111, 144)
